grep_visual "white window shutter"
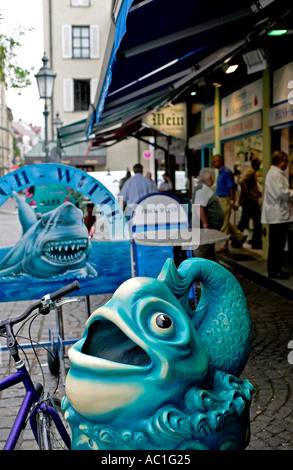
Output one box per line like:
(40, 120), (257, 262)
(63, 79), (74, 112)
(62, 25), (72, 59)
(90, 25), (100, 59)
(90, 78), (99, 104)
(71, 0), (90, 5)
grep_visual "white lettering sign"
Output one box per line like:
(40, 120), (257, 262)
(269, 101), (293, 127)
(221, 79), (263, 124)
(143, 103), (187, 140)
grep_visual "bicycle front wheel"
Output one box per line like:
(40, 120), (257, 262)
(36, 396), (71, 450)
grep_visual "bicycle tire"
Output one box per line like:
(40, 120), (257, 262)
(36, 396), (71, 450)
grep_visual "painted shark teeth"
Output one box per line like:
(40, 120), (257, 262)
(43, 238), (88, 265)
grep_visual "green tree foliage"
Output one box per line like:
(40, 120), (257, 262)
(0, 13), (32, 91)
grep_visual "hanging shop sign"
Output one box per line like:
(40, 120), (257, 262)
(143, 102), (187, 140)
(220, 112), (262, 141)
(188, 129), (214, 150)
(0, 164), (131, 302)
(221, 79), (263, 124)
(269, 101), (293, 127)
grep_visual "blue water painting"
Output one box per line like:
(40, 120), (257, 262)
(0, 240), (132, 302)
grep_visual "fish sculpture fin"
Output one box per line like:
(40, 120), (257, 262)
(158, 257), (252, 377)
(13, 190), (38, 234)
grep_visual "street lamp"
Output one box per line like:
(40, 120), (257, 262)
(52, 112), (63, 139)
(35, 54), (56, 162)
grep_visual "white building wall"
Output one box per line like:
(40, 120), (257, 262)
(43, 0), (111, 129)
(43, 0), (153, 174)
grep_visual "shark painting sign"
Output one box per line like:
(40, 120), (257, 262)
(0, 164), (132, 302)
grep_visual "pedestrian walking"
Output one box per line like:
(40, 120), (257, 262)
(159, 172), (173, 193)
(237, 157), (262, 249)
(192, 167), (224, 260)
(212, 154), (247, 252)
(261, 150), (293, 279)
(119, 163), (157, 210)
(119, 170), (131, 191)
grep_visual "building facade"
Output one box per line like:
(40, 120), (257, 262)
(0, 81), (13, 177)
(42, 0), (151, 174)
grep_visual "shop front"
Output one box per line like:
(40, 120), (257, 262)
(269, 60), (293, 266)
(219, 110), (263, 229)
(142, 102), (189, 199)
(188, 79), (265, 253)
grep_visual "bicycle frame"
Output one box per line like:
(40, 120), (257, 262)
(0, 359), (71, 450)
(0, 281), (80, 450)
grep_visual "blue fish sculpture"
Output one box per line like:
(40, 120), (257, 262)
(0, 192), (96, 278)
(62, 258), (254, 450)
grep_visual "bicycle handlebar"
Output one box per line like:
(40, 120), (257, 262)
(0, 281), (81, 360)
(0, 281), (80, 330)
(43, 281), (80, 302)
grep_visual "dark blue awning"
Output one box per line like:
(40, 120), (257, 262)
(58, 0), (293, 149)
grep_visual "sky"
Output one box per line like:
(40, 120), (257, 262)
(0, 0), (45, 127)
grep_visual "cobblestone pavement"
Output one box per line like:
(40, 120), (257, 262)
(0, 270), (292, 451)
(238, 273), (293, 451)
(0, 293), (111, 450)
(1, 198), (293, 451)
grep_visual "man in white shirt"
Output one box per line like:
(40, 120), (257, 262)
(261, 150), (293, 279)
(119, 163), (158, 210)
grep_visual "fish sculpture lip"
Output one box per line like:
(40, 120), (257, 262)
(83, 317), (152, 368)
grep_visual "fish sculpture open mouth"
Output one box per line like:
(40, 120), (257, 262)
(43, 238), (89, 266)
(82, 318), (152, 367)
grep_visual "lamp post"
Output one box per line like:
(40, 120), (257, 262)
(35, 54), (56, 162)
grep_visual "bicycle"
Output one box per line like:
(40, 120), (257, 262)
(0, 281), (80, 450)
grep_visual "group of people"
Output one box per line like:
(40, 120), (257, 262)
(119, 164), (173, 209)
(118, 153), (292, 280)
(193, 151), (293, 279)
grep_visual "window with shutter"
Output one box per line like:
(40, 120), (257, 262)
(62, 24), (99, 60)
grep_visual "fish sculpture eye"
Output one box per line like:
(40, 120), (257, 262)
(150, 313), (174, 337)
(156, 314), (172, 328)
